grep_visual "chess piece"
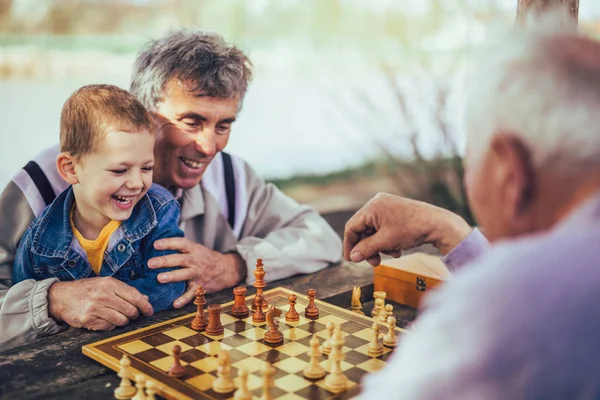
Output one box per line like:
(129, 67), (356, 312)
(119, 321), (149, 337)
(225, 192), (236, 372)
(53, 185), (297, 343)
(321, 321), (335, 355)
(114, 354), (136, 399)
(253, 258), (268, 310)
(231, 286), (250, 318)
(212, 351), (236, 393)
(234, 368), (252, 400)
(132, 374), (145, 400)
(145, 380), (157, 400)
(372, 297), (385, 321)
(252, 294), (266, 323)
(260, 363), (275, 400)
(372, 291), (386, 317)
(285, 294), (300, 322)
(303, 335), (326, 379)
(168, 344), (187, 378)
(383, 316), (398, 347)
(350, 286), (364, 315)
(191, 286), (207, 331)
(264, 305), (284, 344)
(305, 288), (319, 320)
(324, 327), (348, 391)
(205, 304), (224, 336)
(368, 322), (383, 356)
(383, 304), (394, 321)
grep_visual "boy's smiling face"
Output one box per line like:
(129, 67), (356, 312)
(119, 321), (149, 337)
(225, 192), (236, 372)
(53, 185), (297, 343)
(65, 130), (155, 236)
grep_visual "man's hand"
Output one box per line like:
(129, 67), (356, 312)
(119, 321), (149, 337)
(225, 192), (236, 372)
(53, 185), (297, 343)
(344, 193), (472, 266)
(148, 238), (246, 308)
(48, 277), (153, 331)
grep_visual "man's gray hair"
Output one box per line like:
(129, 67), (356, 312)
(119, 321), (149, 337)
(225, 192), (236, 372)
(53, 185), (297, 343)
(130, 30), (253, 111)
(465, 11), (600, 171)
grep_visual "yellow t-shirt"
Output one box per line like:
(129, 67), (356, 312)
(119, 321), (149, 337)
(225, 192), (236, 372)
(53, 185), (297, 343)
(70, 211), (122, 275)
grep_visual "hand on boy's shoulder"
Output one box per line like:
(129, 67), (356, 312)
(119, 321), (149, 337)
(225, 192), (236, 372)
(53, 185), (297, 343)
(48, 277), (153, 331)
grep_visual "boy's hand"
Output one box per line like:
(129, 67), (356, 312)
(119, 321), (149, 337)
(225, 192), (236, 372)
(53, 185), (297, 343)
(148, 238), (247, 308)
(48, 277), (154, 331)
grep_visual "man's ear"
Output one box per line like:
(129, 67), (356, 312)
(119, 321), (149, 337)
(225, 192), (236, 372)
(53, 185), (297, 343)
(56, 152), (79, 185)
(490, 134), (535, 216)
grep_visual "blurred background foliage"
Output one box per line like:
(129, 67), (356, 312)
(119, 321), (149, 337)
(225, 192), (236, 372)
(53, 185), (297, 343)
(1, 0), (598, 225)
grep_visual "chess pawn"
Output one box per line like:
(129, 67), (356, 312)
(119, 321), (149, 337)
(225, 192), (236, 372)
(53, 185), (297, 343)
(232, 286), (250, 318)
(383, 316), (398, 347)
(303, 335), (326, 379)
(132, 374), (146, 400)
(191, 286), (207, 331)
(260, 363), (276, 400)
(285, 294), (300, 322)
(168, 344), (187, 378)
(321, 321), (335, 355)
(234, 368), (252, 400)
(145, 380), (157, 400)
(213, 351), (236, 393)
(368, 322), (384, 356)
(378, 303), (393, 323)
(372, 297), (385, 321)
(114, 354), (136, 399)
(305, 288), (319, 319)
(252, 294), (266, 323)
(372, 291), (386, 317)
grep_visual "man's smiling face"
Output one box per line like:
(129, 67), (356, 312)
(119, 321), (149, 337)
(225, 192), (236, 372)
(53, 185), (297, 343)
(152, 79), (240, 190)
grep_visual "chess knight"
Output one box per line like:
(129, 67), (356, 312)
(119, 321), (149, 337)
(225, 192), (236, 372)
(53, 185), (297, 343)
(264, 305), (284, 344)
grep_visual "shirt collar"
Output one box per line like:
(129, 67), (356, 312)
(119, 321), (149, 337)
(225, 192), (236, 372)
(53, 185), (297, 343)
(179, 184), (206, 222)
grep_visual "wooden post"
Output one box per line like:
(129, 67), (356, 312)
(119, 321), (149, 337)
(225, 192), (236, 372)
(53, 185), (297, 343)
(516, 0), (579, 25)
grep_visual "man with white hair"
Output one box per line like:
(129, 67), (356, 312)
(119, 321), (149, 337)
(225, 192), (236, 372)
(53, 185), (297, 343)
(345, 17), (600, 400)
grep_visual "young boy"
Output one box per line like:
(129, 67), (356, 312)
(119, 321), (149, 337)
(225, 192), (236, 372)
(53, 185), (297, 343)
(12, 84), (185, 312)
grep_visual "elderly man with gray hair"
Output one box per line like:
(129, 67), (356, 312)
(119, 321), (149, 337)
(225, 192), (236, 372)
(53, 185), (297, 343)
(346, 16), (600, 400)
(0, 31), (341, 350)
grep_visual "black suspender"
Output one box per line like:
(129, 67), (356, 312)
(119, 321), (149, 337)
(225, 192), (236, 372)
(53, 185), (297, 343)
(221, 152), (236, 229)
(22, 161), (56, 207)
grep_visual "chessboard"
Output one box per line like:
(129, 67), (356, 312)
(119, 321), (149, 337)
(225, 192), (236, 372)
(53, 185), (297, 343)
(82, 287), (404, 400)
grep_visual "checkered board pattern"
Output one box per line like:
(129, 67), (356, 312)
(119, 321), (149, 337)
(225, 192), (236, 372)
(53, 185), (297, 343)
(82, 287), (405, 400)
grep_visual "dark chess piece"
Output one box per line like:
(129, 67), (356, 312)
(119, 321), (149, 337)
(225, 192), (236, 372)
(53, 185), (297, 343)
(205, 304), (224, 336)
(252, 294), (266, 323)
(191, 286), (207, 331)
(285, 294), (300, 322)
(305, 288), (319, 320)
(231, 286), (250, 318)
(168, 345), (186, 378)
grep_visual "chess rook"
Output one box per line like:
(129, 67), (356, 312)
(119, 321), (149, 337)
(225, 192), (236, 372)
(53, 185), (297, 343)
(305, 288), (319, 320)
(205, 304), (224, 336)
(253, 258), (268, 310)
(231, 286), (250, 318)
(168, 345), (187, 378)
(285, 294), (300, 322)
(191, 286), (207, 331)
(252, 294), (266, 323)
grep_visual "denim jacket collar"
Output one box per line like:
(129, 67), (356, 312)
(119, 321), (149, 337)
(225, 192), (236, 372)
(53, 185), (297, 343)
(30, 186), (158, 258)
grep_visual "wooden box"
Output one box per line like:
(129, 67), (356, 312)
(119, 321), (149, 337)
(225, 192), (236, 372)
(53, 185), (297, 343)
(374, 253), (450, 308)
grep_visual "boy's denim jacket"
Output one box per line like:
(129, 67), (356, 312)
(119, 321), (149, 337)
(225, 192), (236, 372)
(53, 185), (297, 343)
(12, 184), (185, 312)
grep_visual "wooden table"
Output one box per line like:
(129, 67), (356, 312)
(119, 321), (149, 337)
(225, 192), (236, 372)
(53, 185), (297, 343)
(0, 262), (416, 400)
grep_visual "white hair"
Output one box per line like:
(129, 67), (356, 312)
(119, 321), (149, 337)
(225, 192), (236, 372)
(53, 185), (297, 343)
(465, 11), (600, 171)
